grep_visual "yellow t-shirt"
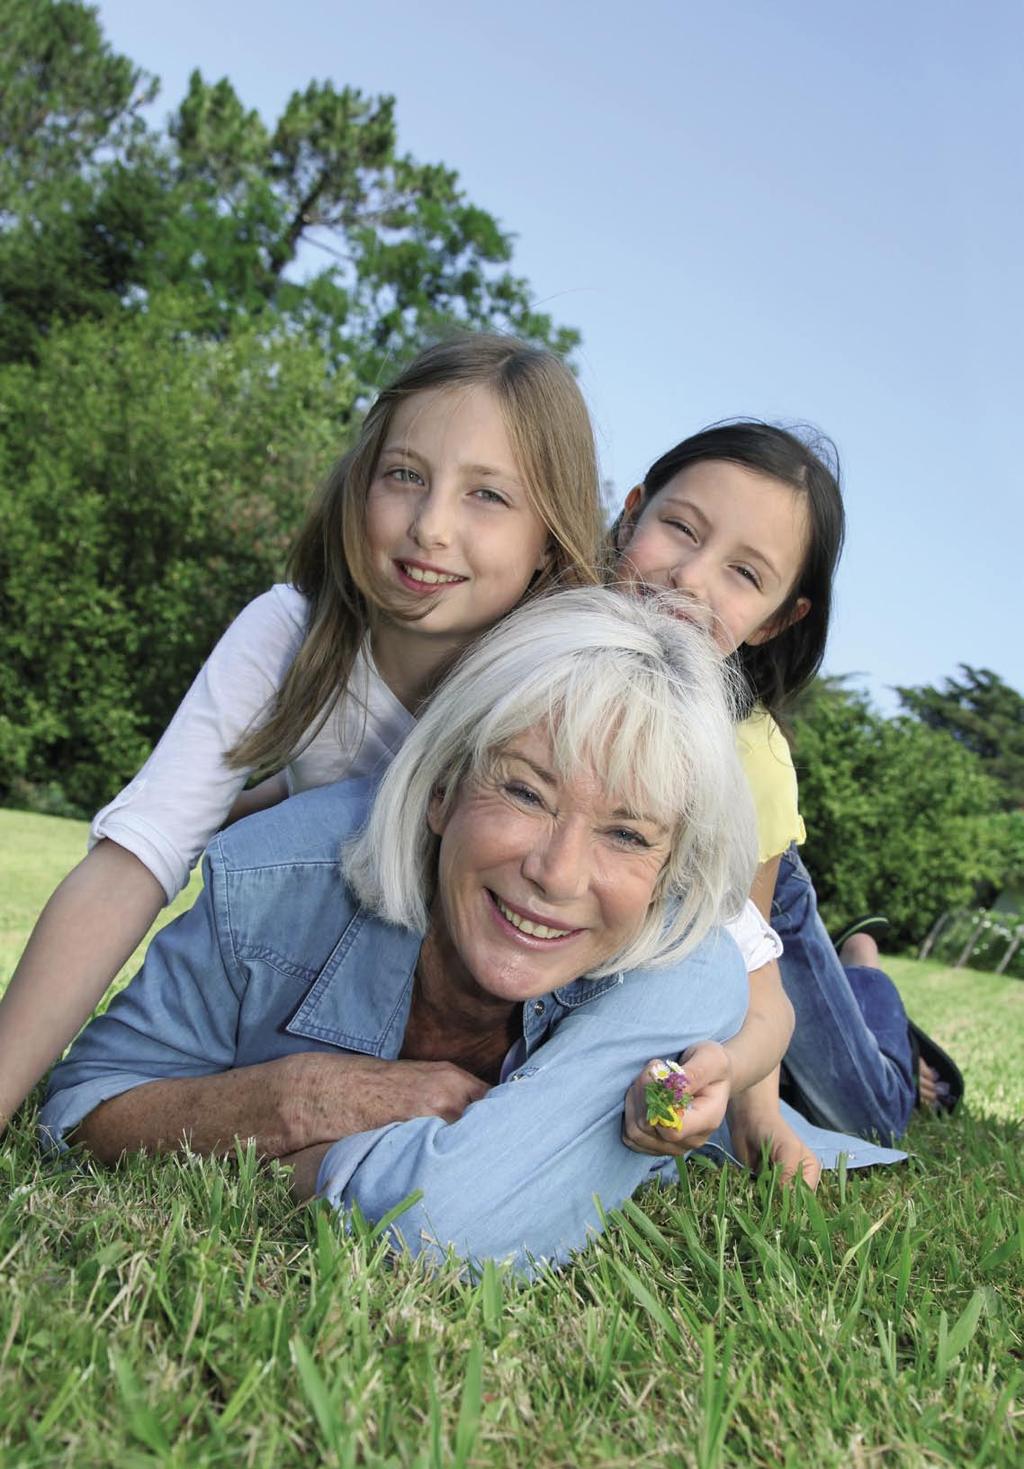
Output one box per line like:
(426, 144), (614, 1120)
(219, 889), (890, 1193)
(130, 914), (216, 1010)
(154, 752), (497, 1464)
(735, 706), (806, 864)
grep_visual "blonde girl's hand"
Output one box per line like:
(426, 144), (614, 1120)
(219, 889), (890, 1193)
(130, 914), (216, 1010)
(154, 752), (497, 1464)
(621, 1042), (733, 1156)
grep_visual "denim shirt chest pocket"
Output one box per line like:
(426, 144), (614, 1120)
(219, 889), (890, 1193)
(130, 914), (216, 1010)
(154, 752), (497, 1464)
(279, 905), (423, 1059)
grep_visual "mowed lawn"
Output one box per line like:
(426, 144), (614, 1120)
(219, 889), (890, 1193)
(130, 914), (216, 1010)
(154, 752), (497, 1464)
(1, 809), (1021, 1467)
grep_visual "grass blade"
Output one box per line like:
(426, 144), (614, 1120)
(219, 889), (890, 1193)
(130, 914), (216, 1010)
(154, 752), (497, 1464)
(453, 1342), (483, 1469)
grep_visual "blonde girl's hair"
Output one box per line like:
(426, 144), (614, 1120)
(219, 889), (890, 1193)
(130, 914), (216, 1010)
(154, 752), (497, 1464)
(229, 332), (604, 774)
(345, 587), (757, 976)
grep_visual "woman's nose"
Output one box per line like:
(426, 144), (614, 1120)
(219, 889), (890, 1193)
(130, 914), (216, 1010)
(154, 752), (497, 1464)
(521, 820), (590, 901)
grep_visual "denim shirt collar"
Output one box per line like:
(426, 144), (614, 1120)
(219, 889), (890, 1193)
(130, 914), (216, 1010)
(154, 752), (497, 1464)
(285, 904), (624, 1058)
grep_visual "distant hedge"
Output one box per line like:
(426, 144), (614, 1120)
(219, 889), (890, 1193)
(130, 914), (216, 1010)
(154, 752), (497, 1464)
(792, 687), (1024, 948)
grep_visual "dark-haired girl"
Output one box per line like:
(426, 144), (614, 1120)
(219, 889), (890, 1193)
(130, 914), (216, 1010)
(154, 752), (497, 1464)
(617, 423), (918, 1179)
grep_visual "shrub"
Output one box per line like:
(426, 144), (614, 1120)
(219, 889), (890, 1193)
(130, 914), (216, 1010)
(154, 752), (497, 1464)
(792, 687), (1024, 947)
(0, 302), (355, 813)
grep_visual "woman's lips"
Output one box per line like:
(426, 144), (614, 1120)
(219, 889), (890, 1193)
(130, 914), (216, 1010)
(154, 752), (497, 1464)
(486, 890), (581, 945)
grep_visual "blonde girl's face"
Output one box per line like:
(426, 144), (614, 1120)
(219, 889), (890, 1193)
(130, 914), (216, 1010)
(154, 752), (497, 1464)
(617, 460), (811, 655)
(365, 385), (550, 646)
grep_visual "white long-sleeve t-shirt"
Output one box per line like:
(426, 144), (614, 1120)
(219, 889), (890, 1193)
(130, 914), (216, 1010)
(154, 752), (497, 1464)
(89, 585), (414, 902)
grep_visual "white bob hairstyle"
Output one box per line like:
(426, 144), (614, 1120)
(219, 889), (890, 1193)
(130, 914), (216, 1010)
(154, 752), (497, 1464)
(344, 586), (757, 976)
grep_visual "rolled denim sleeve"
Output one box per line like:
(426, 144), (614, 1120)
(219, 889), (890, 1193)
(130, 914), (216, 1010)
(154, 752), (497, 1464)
(38, 847), (243, 1150)
(317, 929), (748, 1275)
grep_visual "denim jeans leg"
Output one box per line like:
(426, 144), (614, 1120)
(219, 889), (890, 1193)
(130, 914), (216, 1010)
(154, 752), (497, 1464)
(772, 846), (915, 1143)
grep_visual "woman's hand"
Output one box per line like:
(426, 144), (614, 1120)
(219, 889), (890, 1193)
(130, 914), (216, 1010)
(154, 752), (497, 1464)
(621, 1041), (732, 1156)
(74, 1052), (491, 1164)
(727, 1094), (822, 1189)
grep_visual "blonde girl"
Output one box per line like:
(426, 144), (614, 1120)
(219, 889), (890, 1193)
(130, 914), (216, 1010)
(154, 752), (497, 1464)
(0, 333), (605, 1133)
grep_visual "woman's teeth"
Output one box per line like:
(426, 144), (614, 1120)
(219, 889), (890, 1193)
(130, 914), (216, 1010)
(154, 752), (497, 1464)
(495, 896), (571, 940)
(400, 563), (464, 585)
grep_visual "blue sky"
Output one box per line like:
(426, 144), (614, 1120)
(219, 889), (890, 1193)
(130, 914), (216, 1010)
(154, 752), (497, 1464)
(96, 0), (1022, 710)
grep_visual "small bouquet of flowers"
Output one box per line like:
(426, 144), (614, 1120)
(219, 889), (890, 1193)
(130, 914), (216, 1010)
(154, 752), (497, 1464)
(644, 1059), (693, 1129)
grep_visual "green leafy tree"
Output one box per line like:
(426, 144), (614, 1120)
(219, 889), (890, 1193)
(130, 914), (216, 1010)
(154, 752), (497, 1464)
(793, 684), (1024, 945)
(0, 303), (355, 812)
(896, 666), (1024, 811)
(0, 1), (577, 386)
(0, 0), (162, 361)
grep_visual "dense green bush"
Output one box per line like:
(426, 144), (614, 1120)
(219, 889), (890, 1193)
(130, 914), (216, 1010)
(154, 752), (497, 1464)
(792, 686), (1024, 947)
(0, 303), (354, 813)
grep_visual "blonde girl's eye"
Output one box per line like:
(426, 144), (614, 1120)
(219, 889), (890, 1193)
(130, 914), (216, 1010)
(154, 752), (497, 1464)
(384, 465), (424, 486)
(471, 486), (511, 506)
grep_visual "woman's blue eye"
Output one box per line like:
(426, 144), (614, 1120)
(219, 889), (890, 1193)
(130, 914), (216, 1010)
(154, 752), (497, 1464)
(386, 466), (422, 484)
(473, 487), (508, 505)
(611, 827), (649, 849)
(506, 782), (542, 806)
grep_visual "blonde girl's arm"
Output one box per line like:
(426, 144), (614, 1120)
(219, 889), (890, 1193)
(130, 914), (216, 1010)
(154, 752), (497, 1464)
(225, 772), (289, 826)
(0, 588), (309, 1132)
(0, 839), (164, 1130)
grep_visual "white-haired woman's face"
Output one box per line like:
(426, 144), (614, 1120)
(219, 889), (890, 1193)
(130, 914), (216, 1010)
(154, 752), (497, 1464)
(427, 723), (673, 1003)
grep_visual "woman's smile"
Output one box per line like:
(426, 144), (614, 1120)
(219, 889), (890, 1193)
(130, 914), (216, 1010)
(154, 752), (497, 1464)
(427, 724), (672, 1005)
(486, 889), (583, 944)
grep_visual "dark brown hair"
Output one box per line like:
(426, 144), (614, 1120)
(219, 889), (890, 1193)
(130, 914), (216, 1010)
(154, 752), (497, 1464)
(615, 420), (845, 720)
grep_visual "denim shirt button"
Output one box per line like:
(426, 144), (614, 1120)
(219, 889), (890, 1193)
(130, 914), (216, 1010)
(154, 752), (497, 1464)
(532, 1000), (545, 1016)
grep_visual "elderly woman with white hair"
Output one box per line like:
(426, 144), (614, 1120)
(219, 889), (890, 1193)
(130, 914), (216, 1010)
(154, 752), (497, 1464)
(42, 589), (762, 1272)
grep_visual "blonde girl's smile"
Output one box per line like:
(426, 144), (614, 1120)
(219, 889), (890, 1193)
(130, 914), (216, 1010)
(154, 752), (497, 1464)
(393, 559), (468, 590)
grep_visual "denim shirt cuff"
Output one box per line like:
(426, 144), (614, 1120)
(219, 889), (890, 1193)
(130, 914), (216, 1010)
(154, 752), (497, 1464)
(37, 1073), (160, 1153)
(316, 1123), (401, 1203)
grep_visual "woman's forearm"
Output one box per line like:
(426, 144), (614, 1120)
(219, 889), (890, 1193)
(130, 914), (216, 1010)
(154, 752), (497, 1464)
(72, 1052), (489, 1164)
(73, 1057), (309, 1163)
(0, 840), (165, 1130)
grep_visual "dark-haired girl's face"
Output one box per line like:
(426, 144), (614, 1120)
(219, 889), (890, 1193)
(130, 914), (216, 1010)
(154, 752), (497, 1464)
(616, 461), (811, 655)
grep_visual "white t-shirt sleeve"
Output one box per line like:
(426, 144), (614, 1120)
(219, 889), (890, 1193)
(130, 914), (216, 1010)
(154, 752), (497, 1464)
(89, 585), (309, 903)
(724, 901), (783, 973)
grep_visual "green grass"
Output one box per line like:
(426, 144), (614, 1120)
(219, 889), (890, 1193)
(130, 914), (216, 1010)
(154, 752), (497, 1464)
(1, 810), (1022, 1466)
(0, 808), (203, 994)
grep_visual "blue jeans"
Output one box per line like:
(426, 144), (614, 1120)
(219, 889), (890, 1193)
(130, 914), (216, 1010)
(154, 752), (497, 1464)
(772, 847), (915, 1143)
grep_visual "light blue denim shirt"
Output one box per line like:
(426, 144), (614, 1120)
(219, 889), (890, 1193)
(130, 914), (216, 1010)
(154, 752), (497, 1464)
(41, 779), (752, 1272)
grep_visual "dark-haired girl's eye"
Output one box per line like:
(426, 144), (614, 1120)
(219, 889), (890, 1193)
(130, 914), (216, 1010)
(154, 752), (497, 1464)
(664, 518), (697, 541)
